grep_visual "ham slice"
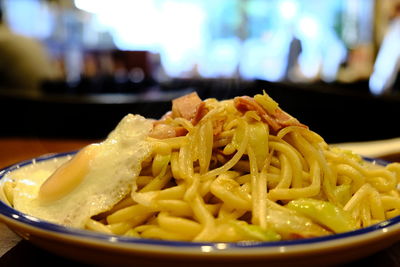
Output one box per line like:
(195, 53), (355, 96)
(172, 92), (206, 125)
(150, 92), (206, 139)
(234, 96), (307, 133)
(150, 92), (304, 139)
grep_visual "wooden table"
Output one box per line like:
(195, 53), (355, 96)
(1, 138), (400, 266)
(0, 138), (94, 169)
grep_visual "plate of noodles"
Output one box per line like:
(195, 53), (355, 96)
(1, 91), (400, 266)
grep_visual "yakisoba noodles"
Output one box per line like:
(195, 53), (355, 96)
(2, 91), (400, 242)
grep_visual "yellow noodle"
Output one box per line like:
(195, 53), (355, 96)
(334, 164), (365, 194)
(156, 185), (185, 200)
(157, 212), (202, 238)
(107, 204), (152, 224)
(204, 120), (249, 179)
(292, 132), (336, 203)
(275, 153), (292, 189)
(178, 135), (194, 179)
(360, 201), (372, 227)
(107, 222), (136, 235)
(218, 204), (248, 221)
(155, 199), (193, 217)
(268, 159), (321, 200)
(141, 226), (189, 241)
(368, 186), (385, 220)
(269, 141), (303, 188)
(365, 169), (397, 192)
(170, 151), (182, 179)
(210, 174), (251, 210)
(257, 154), (270, 229)
(17, 92), (397, 242)
(173, 117), (194, 132)
(198, 120), (213, 174)
(100, 195), (136, 218)
(344, 184), (372, 212)
(248, 146), (261, 226)
(184, 173), (200, 201)
(138, 169), (172, 193)
(85, 219), (113, 234)
(382, 196), (400, 210)
(191, 194), (216, 241)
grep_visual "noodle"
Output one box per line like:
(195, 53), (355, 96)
(4, 91), (400, 242)
(84, 93), (400, 240)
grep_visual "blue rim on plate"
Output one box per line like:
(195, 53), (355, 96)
(0, 152), (400, 252)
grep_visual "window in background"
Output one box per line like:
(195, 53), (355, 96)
(4, 0), (377, 88)
(4, 0), (53, 39)
(369, 0), (400, 95)
(73, 0), (375, 83)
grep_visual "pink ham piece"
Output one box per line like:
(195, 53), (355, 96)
(234, 96), (307, 133)
(172, 92), (206, 125)
(149, 92), (206, 139)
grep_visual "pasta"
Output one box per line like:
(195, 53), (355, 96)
(87, 91), (400, 241)
(3, 91), (400, 242)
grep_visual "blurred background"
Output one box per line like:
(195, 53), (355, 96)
(0, 0), (399, 143)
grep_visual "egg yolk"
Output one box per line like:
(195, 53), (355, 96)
(38, 144), (99, 203)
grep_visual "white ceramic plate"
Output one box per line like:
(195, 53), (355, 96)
(1, 152), (400, 267)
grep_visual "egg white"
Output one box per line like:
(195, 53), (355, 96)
(8, 114), (153, 228)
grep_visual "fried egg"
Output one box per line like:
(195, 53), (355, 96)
(5, 114), (153, 228)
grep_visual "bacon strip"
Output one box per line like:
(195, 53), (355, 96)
(234, 96), (307, 133)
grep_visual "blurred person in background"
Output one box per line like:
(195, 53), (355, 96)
(0, 3), (57, 92)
